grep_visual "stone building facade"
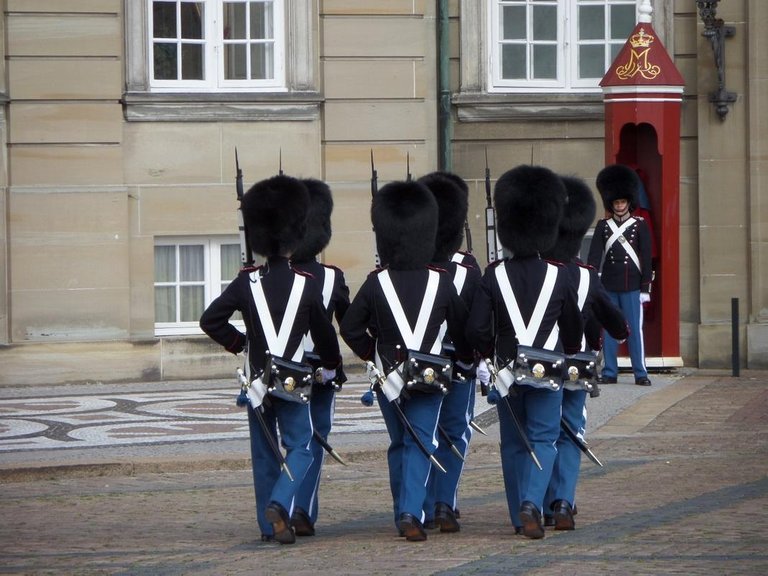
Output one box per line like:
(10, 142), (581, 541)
(0, 0), (766, 386)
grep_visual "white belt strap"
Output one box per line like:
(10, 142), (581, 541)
(452, 265), (467, 294)
(603, 218), (641, 273)
(304, 267), (336, 352)
(375, 269), (441, 402)
(378, 269), (442, 354)
(451, 252), (463, 264)
(437, 262), (468, 345)
(250, 272), (305, 362)
(495, 262), (558, 349)
(547, 266), (590, 351)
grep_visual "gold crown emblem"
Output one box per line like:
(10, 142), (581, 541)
(630, 28), (654, 49)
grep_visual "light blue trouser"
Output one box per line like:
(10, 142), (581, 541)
(602, 289), (648, 380)
(498, 385), (563, 527)
(545, 388), (588, 512)
(377, 388), (443, 527)
(247, 399), (313, 536)
(424, 377), (475, 520)
(295, 384), (336, 524)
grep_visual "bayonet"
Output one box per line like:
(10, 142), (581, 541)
(469, 419), (488, 436)
(314, 430), (348, 466)
(365, 361), (447, 474)
(438, 424), (465, 461)
(484, 358), (542, 470)
(560, 418), (603, 467)
(237, 368), (295, 481)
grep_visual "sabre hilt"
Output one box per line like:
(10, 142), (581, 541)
(483, 357), (502, 405)
(362, 361), (385, 406)
(236, 367), (250, 407)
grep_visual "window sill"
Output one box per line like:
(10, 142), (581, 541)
(452, 92), (605, 122)
(122, 91), (323, 122)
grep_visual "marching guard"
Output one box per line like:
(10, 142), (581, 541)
(340, 179), (475, 541)
(541, 175), (629, 530)
(417, 171), (482, 533)
(466, 165), (584, 539)
(290, 178), (350, 537)
(200, 175), (342, 544)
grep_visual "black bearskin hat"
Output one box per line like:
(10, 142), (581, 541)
(596, 164), (640, 212)
(371, 180), (438, 269)
(542, 175), (597, 262)
(494, 164), (566, 257)
(291, 178), (333, 263)
(417, 171), (468, 262)
(241, 175), (309, 258)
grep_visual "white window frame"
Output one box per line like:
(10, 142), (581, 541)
(124, 0), (319, 122)
(488, 0), (638, 94)
(154, 236), (245, 336)
(148, 0), (286, 93)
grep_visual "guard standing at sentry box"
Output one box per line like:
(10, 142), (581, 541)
(417, 171), (482, 533)
(340, 179), (475, 542)
(541, 175), (629, 531)
(466, 165), (584, 539)
(586, 164), (653, 386)
(290, 178), (350, 537)
(199, 175), (342, 544)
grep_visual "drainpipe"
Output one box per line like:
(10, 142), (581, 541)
(437, 0), (452, 171)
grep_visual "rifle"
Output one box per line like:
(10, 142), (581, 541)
(484, 147), (503, 264)
(464, 219), (473, 254)
(406, 151), (412, 182)
(278, 148), (284, 176)
(370, 150), (381, 267)
(235, 149), (254, 267)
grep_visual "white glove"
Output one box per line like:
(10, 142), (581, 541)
(476, 359), (491, 385)
(321, 368), (337, 383)
(639, 292), (651, 305)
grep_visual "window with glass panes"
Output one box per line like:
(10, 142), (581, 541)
(149, 0), (284, 91)
(490, 0), (637, 92)
(154, 237), (244, 335)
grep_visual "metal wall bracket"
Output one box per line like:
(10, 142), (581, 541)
(696, 1), (736, 120)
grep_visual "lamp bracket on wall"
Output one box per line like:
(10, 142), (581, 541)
(696, 1), (736, 120)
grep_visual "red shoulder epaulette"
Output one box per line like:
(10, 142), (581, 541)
(322, 263), (345, 273)
(487, 259), (505, 269)
(543, 259), (566, 268)
(454, 261), (474, 271)
(241, 264), (262, 273)
(575, 260), (598, 272)
(294, 268), (316, 280)
(427, 264), (449, 274)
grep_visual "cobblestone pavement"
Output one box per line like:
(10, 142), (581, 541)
(1, 370), (767, 575)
